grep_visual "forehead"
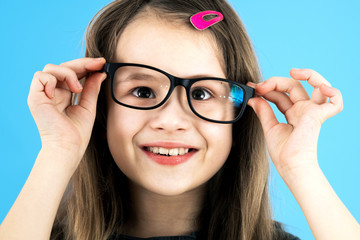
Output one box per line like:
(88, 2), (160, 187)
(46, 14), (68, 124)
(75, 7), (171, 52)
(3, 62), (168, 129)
(115, 13), (225, 79)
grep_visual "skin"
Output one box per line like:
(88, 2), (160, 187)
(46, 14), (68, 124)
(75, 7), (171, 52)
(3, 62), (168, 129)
(0, 12), (359, 240)
(106, 15), (232, 236)
(0, 58), (107, 240)
(247, 71), (360, 239)
(108, 16), (232, 197)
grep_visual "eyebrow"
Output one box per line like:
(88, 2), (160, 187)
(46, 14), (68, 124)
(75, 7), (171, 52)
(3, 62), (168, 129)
(124, 72), (224, 80)
(187, 74), (224, 79)
(128, 73), (157, 80)
(117, 72), (159, 82)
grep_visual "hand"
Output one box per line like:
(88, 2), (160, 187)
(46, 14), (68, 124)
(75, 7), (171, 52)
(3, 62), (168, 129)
(247, 69), (343, 176)
(27, 57), (107, 167)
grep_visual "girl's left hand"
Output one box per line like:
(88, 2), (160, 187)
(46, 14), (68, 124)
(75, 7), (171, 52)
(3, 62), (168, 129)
(247, 69), (343, 177)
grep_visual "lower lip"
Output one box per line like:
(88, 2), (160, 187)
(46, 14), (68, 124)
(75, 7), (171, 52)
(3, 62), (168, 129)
(142, 149), (196, 165)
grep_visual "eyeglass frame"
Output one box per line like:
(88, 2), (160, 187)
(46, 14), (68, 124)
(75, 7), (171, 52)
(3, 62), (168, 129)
(100, 62), (254, 124)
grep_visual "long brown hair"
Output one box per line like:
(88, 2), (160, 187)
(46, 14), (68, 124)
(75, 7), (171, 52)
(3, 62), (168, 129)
(52, 0), (279, 239)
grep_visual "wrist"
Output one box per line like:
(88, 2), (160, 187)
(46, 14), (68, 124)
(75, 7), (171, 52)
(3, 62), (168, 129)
(37, 146), (83, 176)
(276, 157), (321, 188)
(278, 161), (325, 196)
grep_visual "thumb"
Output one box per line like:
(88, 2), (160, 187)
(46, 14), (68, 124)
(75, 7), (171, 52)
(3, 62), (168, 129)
(248, 97), (279, 135)
(318, 84), (344, 122)
(77, 72), (107, 114)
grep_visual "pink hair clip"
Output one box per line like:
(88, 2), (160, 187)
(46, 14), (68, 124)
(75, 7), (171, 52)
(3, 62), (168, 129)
(190, 10), (224, 30)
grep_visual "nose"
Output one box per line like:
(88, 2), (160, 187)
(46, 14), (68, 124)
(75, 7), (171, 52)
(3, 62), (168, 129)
(148, 86), (192, 133)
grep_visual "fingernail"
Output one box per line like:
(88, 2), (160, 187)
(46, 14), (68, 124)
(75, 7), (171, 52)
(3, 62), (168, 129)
(257, 82), (265, 87)
(247, 82), (256, 88)
(321, 83), (332, 88)
(95, 57), (104, 61)
(77, 81), (83, 89)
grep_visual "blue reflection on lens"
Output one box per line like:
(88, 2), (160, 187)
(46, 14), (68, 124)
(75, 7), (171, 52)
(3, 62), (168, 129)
(229, 86), (243, 107)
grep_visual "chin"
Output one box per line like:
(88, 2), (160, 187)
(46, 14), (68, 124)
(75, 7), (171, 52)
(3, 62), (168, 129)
(131, 174), (207, 197)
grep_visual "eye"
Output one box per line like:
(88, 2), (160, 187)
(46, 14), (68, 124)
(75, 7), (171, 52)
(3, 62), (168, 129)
(191, 88), (212, 100)
(131, 87), (155, 98)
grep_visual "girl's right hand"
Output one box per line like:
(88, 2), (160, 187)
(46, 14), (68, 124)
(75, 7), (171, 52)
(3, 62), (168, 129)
(28, 57), (107, 169)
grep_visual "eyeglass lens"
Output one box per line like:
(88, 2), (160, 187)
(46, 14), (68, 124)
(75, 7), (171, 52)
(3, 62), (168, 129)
(112, 66), (244, 122)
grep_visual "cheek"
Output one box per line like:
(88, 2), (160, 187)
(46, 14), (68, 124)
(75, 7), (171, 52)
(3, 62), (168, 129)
(200, 123), (232, 169)
(205, 122), (232, 146)
(106, 105), (145, 167)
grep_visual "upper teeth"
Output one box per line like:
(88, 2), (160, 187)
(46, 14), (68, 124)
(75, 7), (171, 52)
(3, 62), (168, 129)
(148, 147), (190, 156)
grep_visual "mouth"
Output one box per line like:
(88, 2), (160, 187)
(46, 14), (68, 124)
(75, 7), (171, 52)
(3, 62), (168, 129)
(144, 146), (195, 156)
(141, 144), (198, 165)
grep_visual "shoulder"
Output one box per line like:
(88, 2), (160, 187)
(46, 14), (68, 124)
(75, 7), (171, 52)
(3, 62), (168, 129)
(108, 232), (198, 240)
(274, 221), (301, 240)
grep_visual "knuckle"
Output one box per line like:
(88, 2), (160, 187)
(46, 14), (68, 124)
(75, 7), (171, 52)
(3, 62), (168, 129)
(27, 94), (35, 109)
(305, 68), (316, 76)
(338, 97), (344, 112)
(293, 80), (303, 87)
(34, 71), (57, 84)
(68, 70), (78, 80)
(49, 74), (57, 83)
(27, 96), (33, 107)
(307, 68), (316, 74)
(58, 64), (76, 78)
(335, 102), (344, 113)
(60, 59), (78, 67)
(33, 71), (42, 78)
(335, 88), (342, 95)
(267, 76), (277, 82)
(340, 104), (344, 112)
(43, 63), (55, 71)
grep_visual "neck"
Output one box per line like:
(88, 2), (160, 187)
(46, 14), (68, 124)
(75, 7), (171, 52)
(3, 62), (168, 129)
(123, 182), (206, 238)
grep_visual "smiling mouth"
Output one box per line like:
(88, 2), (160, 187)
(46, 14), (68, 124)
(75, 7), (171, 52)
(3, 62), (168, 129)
(144, 147), (196, 156)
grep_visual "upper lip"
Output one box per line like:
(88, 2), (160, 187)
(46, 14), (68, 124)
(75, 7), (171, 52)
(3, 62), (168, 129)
(141, 141), (198, 150)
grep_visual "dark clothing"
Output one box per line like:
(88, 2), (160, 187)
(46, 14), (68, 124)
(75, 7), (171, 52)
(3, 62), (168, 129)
(109, 225), (300, 240)
(109, 232), (197, 240)
(52, 222), (300, 240)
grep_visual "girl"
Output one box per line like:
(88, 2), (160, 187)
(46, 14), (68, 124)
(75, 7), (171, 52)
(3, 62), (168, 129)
(1, 0), (359, 239)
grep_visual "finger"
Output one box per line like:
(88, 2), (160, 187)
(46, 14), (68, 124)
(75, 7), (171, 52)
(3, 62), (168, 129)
(43, 64), (83, 94)
(318, 84), (343, 120)
(262, 91), (293, 114)
(29, 71), (58, 100)
(290, 68), (331, 87)
(311, 87), (327, 104)
(77, 72), (107, 114)
(290, 68), (330, 104)
(246, 82), (257, 88)
(248, 97), (279, 135)
(60, 57), (106, 79)
(256, 76), (310, 103)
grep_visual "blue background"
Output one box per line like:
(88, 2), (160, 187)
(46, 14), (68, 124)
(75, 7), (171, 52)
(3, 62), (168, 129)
(0, 1), (359, 239)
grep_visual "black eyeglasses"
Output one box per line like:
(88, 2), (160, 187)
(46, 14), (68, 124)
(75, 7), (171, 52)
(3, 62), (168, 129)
(102, 63), (254, 124)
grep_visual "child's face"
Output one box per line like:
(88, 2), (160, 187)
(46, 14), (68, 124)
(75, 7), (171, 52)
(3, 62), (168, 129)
(106, 14), (232, 196)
